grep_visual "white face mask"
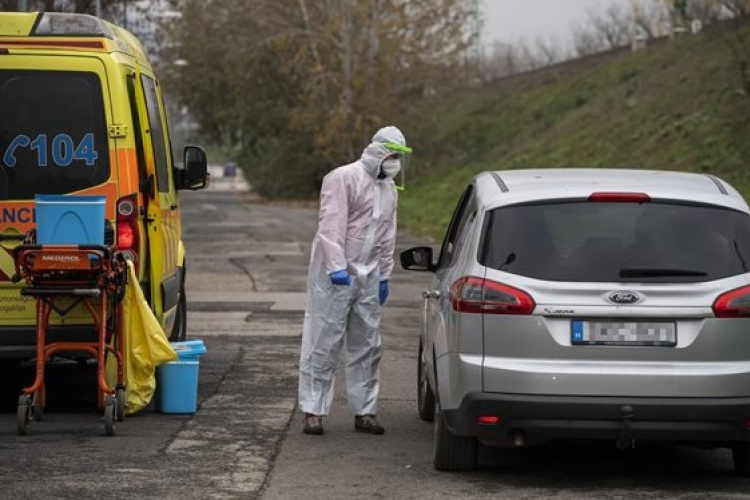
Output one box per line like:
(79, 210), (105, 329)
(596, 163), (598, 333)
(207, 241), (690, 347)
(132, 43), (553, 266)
(381, 159), (401, 178)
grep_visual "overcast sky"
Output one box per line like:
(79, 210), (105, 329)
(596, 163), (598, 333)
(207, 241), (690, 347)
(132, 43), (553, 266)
(481, 0), (617, 47)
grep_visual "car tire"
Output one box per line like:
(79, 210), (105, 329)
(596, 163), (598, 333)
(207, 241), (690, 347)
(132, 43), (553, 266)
(417, 339), (435, 421)
(733, 443), (750, 476)
(169, 282), (187, 343)
(433, 396), (478, 471)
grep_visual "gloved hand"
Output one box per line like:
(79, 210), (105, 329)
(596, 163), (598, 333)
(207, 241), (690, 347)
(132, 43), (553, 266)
(379, 280), (389, 305)
(329, 269), (351, 286)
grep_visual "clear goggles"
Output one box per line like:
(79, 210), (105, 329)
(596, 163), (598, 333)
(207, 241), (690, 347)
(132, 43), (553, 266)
(383, 142), (413, 191)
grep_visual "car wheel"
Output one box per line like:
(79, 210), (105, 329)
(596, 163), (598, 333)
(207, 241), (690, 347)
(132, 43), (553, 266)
(733, 443), (750, 476)
(417, 339), (435, 421)
(433, 396), (478, 471)
(169, 284), (187, 342)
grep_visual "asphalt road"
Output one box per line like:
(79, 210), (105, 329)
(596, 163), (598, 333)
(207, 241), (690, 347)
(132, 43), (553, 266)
(1, 172), (750, 499)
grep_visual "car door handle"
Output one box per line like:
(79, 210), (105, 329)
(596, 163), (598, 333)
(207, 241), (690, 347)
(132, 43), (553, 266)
(422, 290), (441, 299)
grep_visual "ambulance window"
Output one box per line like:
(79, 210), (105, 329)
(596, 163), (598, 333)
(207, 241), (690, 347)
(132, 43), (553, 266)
(141, 75), (170, 193)
(126, 75), (148, 184)
(0, 70), (110, 200)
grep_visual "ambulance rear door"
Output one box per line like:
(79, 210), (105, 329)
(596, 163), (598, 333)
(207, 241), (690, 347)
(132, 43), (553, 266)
(130, 69), (180, 329)
(0, 55), (112, 325)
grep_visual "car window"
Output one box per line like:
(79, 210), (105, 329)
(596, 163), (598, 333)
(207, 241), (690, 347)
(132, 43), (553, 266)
(127, 75), (148, 183)
(438, 185), (476, 269)
(141, 75), (171, 193)
(481, 201), (750, 283)
(0, 70), (110, 200)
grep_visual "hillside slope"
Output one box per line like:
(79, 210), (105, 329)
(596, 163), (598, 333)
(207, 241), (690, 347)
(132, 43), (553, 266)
(400, 22), (750, 240)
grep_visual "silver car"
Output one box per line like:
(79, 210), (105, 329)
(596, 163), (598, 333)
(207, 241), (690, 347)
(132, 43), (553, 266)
(401, 169), (750, 473)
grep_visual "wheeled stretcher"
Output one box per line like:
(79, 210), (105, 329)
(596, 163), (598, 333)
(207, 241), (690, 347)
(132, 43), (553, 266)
(12, 244), (127, 436)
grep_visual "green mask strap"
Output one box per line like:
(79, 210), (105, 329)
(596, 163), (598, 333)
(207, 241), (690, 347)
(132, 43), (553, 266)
(396, 168), (406, 192)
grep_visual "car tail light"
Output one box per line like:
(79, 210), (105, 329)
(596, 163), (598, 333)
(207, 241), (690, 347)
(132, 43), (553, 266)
(477, 415), (500, 425)
(589, 192), (651, 203)
(713, 285), (750, 318)
(116, 195), (139, 268)
(450, 277), (535, 315)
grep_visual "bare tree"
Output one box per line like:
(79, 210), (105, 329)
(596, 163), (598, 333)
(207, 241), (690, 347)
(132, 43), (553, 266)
(688, 0), (726, 24)
(629, 0), (666, 39)
(720, 0), (750, 17)
(481, 41), (518, 80)
(606, 3), (634, 44)
(515, 40), (543, 71)
(721, 7), (750, 99)
(1, 0), (138, 15)
(586, 3), (630, 49)
(535, 35), (564, 67)
(167, 0), (479, 197)
(570, 20), (606, 57)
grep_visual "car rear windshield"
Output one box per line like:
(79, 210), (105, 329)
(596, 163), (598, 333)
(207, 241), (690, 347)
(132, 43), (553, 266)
(481, 201), (750, 283)
(0, 70), (109, 200)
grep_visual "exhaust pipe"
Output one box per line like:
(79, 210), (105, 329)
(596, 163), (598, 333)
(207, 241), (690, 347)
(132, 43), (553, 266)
(512, 430), (526, 447)
(616, 405), (635, 451)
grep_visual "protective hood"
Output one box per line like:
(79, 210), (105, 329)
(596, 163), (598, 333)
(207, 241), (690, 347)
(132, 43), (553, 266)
(360, 126), (410, 178)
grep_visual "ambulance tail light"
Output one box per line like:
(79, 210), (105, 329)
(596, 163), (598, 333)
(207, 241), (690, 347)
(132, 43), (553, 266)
(116, 195), (139, 267)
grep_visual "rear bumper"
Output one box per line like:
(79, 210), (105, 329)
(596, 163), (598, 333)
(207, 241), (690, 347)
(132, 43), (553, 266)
(0, 326), (97, 359)
(443, 392), (750, 447)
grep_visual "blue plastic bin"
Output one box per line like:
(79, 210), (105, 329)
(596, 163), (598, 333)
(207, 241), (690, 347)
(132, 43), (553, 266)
(155, 361), (200, 414)
(35, 195), (105, 245)
(171, 340), (207, 360)
(155, 340), (207, 414)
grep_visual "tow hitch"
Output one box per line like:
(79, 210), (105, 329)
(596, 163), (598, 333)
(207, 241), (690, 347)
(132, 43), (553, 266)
(616, 405), (635, 451)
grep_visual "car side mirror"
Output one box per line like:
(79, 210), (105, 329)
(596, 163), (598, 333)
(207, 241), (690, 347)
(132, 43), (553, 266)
(400, 246), (437, 272)
(175, 145), (209, 191)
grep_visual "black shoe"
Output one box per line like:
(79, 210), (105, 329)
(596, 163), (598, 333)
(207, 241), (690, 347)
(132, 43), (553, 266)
(303, 413), (324, 435)
(355, 414), (385, 435)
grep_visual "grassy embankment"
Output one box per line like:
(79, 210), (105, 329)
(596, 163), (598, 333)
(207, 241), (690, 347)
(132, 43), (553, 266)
(400, 22), (750, 241)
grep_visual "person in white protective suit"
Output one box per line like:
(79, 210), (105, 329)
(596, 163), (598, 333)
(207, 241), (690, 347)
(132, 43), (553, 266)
(298, 125), (413, 436)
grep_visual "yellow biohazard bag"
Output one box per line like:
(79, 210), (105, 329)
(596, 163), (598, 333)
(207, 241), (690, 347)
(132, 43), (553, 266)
(107, 261), (177, 415)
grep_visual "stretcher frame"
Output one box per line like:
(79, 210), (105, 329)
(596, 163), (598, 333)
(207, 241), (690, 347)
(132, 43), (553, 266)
(12, 244), (127, 436)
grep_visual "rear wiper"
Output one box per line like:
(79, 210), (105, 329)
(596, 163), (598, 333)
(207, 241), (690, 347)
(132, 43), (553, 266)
(619, 267), (708, 278)
(499, 252), (516, 270)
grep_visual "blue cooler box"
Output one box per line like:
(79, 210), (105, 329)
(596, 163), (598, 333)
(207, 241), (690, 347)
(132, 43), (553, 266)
(155, 340), (207, 414)
(35, 194), (106, 245)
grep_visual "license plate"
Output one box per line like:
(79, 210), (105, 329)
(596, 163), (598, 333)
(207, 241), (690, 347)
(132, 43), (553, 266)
(571, 320), (676, 347)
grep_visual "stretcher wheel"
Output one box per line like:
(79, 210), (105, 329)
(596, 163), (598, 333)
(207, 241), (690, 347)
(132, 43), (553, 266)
(17, 395), (31, 436)
(32, 391), (44, 422)
(104, 398), (116, 436)
(115, 388), (126, 422)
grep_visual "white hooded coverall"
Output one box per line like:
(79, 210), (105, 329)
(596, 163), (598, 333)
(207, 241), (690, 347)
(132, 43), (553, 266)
(298, 126), (405, 417)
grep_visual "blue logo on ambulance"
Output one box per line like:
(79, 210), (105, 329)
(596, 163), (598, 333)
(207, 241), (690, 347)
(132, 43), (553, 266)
(3, 133), (98, 168)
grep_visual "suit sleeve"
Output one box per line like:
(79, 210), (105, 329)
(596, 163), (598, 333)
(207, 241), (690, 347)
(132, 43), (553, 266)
(317, 171), (349, 274)
(379, 189), (398, 280)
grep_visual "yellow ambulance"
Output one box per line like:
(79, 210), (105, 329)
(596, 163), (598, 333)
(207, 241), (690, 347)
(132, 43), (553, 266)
(0, 12), (208, 358)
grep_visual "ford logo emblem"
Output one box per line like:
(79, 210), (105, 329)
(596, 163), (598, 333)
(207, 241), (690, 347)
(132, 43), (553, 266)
(609, 291), (640, 304)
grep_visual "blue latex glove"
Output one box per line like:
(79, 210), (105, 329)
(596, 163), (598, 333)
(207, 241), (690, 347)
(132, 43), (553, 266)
(329, 269), (351, 286)
(379, 280), (389, 305)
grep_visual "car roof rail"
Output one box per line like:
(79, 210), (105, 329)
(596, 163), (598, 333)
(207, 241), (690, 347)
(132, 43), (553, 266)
(490, 172), (509, 193)
(704, 174), (729, 195)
